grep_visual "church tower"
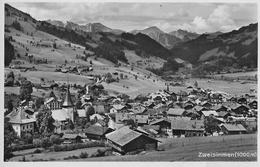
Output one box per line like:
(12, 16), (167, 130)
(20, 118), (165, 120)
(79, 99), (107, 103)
(62, 85), (75, 122)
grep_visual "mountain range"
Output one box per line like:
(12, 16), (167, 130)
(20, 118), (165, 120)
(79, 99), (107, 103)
(4, 3), (258, 75)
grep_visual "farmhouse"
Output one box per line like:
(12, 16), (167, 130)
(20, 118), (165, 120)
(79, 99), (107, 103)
(85, 125), (113, 140)
(219, 123), (247, 135)
(106, 126), (159, 153)
(171, 118), (205, 137)
(167, 108), (186, 117)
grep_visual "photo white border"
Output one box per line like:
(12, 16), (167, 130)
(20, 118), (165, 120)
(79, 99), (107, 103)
(0, 0), (259, 167)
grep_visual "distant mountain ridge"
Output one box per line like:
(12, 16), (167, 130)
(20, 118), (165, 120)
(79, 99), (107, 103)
(46, 20), (124, 34)
(131, 26), (182, 48)
(170, 23), (258, 72)
(169, 29), (200, 42)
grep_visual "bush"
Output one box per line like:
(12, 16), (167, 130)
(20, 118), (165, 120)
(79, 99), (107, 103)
(50, 134), (61, 145)
(53, 141), (106, 152)
(33, 138), (42, 147)
(79, 152), (89, 158)
(12, 21), (23, 31)
(41, 137), (51, 148)
(33, 148), (42, 154)
(11, 144), (35, 152)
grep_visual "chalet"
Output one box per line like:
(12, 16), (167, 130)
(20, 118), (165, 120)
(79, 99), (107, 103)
(201, 110), (218, 119)
(106, 126), (159, 154)
(115, 112), (134, 123)
(110, 104), (127, 113)
(130, 104), (146, 115)
(248, 100), (257, 109)
(85, 125), (113, 140)
(184, 109), (200, 119)
(93, 103), (106, 114)
(171, 119), (205, 137)
(232, 104), (249, 115)
(193, 106), (207, 112)
(219, 123), (247, 135)
(237, 97), (247, 105)
(167, 108), (186, 117)
(6, 107), (36, 137)
(217, 111), (231, 119)
(210, 104), (228, 112)
(135, 115), (149, 126)
(62, 133), (86, 143)
(200, 101), (212, 109)
(149, 118), (171, 132)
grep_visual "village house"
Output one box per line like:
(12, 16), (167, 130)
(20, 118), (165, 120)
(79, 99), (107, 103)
(167, 108), (186, 117)
(6, 107), (36, 137)
(149, 118), (171, 134)
(62, 133), (87, 143)
(171, 118), (205, 137)
(84, 125), (113, 140)
(200, 110), (218, 119)
(105, 126), (159, 154)
(219, 123), (247, 135)
(248, 100), (257, 109)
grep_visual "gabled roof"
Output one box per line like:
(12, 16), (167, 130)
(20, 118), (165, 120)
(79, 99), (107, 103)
(85, 125), (110, 136)
(201, 110), (218, 117)
(150, 118), (170, 125)
(220, 123), (247, 131)
(106, 126), (142, 146)
(106, 126), (159, 147)
(194, 106), (206, 111)
(171, 119), (204, 131)
(112, 104), (126, 110)
(167, 108), (185, 116)
(7, 107), (36, 124)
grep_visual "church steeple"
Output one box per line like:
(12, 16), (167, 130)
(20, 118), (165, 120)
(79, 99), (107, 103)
(62, 85), (73, 107)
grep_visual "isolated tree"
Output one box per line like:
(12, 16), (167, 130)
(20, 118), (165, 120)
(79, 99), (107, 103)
(5, 71), (15, 86)
(53, 42), (57, 49)
(66, 119), (75, 130)
(194, 81), (198, 88)
(19, 79), (33, 101)
(4, 117), (17, 161)
(36, 108), (55, 136)
(5, 100), (13, 116)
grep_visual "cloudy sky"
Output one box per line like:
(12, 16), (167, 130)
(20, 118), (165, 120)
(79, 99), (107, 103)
(9, 2), (257, 33)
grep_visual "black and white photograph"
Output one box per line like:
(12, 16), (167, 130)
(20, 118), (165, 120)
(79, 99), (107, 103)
(2, 0), (259, 164)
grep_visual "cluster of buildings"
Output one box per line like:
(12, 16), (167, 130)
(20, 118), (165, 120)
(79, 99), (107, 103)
(5, 82), (257, 154)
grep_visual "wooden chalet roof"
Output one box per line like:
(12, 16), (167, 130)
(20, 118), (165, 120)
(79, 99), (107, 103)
(106, 126), (142, 146)
(167, 108), (185, 116)
(106, 126), (159, 147)
(171, 119), (205, 131)
(220, 123), (247, 132)
(85, 125), (110, 136)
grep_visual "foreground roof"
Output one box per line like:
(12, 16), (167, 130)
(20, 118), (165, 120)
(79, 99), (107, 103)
(106, 126), (142, 146)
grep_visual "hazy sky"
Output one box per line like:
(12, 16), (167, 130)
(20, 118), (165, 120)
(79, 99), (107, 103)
(9, 2), (257, 33)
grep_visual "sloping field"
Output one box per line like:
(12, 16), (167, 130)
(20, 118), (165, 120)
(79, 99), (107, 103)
(72, 134), (257, 161)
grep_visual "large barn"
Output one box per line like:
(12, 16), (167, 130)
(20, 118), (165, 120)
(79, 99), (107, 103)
(105, 126), (159, 154)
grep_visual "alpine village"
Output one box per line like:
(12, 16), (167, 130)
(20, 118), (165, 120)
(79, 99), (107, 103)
(4, 3), (257, 161)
